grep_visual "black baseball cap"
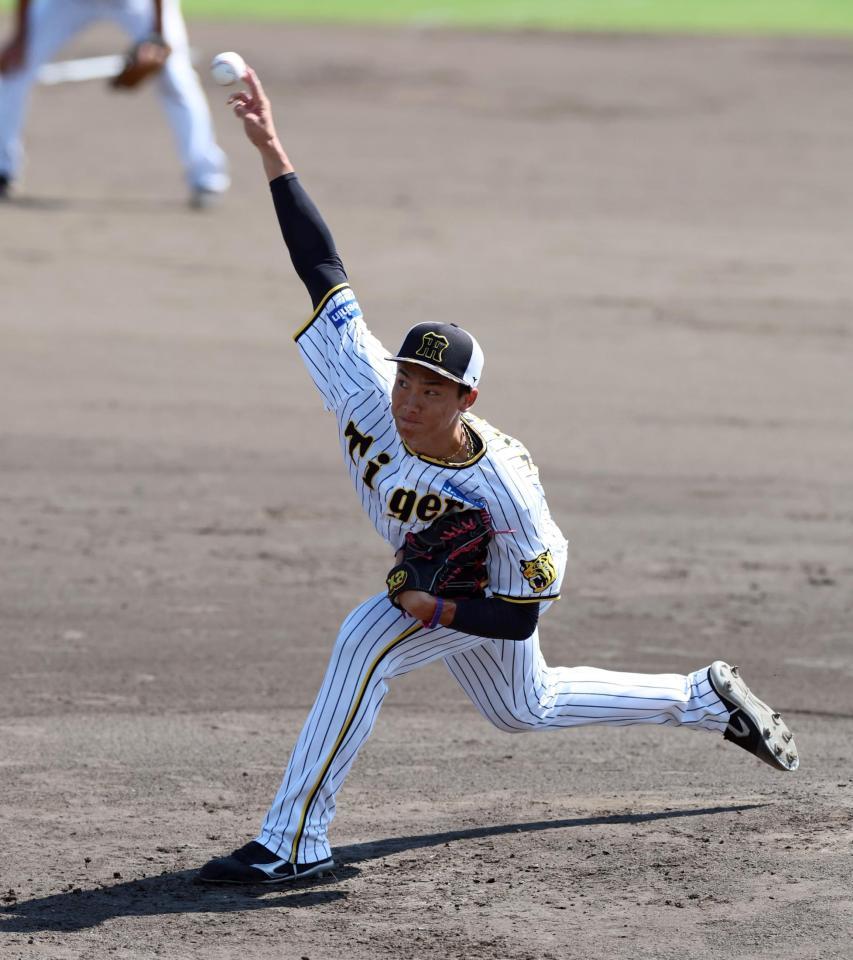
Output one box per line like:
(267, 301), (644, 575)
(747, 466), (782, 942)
(387, 322), (484, 388)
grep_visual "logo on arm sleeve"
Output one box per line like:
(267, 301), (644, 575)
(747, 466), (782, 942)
(327, 289), (363, 328)
(520, 550), (557, 593)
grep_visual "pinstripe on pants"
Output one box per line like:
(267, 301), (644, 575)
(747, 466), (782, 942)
(256, 593), (730, 864)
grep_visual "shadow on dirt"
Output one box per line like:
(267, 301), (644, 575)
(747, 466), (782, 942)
(3, 195), (188, 213)
(0, 195), (70, 211)
(0, 803), (762, 932)
(0, 867), (358, 934)
(334, 802), (767, 863)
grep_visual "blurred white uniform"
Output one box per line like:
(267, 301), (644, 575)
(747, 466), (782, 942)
(0, 0), (229, 196)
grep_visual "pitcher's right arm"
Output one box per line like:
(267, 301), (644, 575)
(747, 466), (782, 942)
(228, 66), (393, 408)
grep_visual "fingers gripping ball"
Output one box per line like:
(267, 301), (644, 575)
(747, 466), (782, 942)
(386, 508), (494, 606)
(211, 51), (246, 86)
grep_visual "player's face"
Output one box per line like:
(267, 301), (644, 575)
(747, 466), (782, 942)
(391, 363), (476, 455)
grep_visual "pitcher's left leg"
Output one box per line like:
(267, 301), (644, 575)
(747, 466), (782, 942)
(445, 632), (728, 733)
(445, 637), (798, 770)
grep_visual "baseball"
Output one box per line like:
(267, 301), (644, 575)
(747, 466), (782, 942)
(210, 51), (246, 86)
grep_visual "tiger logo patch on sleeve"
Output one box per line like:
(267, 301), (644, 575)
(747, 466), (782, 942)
(520, 550), (557, 593)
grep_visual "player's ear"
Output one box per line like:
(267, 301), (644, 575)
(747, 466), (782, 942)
(459, 387), (478, 412)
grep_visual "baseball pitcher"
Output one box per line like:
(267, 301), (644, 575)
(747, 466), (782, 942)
(197, 67), (799, 885)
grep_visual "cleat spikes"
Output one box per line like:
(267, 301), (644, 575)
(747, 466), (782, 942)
(708, 660), (799, 774)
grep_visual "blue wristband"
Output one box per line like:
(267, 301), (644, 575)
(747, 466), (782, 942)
(426, 597), (444, 630)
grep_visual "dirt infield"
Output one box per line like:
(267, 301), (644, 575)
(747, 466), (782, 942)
(1, 20), (852, 960)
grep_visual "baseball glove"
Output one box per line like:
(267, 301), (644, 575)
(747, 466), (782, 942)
(110, 35), (171, 90)
(386, 507), (493, 605)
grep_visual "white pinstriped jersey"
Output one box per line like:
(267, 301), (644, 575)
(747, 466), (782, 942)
(294, 283), (568, 603)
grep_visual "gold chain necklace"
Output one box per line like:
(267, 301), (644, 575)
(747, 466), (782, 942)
(442, 422), (474, 464)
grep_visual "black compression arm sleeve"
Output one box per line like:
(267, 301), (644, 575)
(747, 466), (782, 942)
(270, 172), (348, 308)
(450, 597), (539, 641)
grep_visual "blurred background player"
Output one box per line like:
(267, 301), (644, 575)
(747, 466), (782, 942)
(0, 0), (229, 207)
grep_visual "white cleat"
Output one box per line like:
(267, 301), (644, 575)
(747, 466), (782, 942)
(708, 661), (799, 772)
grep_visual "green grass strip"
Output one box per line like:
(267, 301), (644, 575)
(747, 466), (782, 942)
(2, 1), (853, 35)
(179, 0), (853, 35)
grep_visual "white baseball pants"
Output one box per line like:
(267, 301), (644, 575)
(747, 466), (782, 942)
(257, 593), (730, 865)
(0, 0), (228, 192)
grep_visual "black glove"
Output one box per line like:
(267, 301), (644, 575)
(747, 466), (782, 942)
(386, 508), (493, 605)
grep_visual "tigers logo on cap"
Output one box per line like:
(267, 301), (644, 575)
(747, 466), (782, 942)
(387, 321), (484, 388)
(416, 332), (450, 363)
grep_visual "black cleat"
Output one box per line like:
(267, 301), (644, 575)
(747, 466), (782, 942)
(708, 660), (799, 772)
(0, 174), (11, 200)
(196, 840), (334, 885)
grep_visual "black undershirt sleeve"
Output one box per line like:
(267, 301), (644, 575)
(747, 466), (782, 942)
(270, 172), (348, 308)
(450, 597), (539, 641)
